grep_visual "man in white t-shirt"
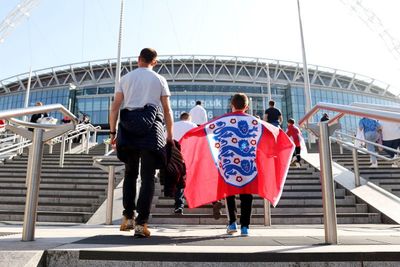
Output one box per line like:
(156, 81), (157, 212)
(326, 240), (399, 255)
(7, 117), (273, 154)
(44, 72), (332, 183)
(189, 100), (208, 126)
(380, 120), (400, 167)
(173, 112), (197, 141)
(172, 112), (197, 214)
(109, 48), (173, 238)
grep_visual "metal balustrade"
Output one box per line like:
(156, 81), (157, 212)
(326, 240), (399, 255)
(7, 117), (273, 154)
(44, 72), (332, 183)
(0, 104), (77, 241)
(299, 102), (400, 245)
(92, 150), (125, 225)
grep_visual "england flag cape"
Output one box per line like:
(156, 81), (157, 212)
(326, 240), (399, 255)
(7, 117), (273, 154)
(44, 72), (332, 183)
(180, 111), (295, 208)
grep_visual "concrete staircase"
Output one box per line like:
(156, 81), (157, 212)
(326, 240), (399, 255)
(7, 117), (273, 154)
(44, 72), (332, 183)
(333, 152), (400, 198)
(0, 143), (123, 223)
(150, 162), (382, 225)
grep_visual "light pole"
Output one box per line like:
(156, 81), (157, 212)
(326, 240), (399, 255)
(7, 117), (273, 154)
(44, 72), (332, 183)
(297, 0), (312, 116)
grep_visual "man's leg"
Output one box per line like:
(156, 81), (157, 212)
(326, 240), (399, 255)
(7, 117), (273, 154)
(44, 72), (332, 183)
(135, 149), (157, 226)
(295, 146), (301, 162)
(226, 195), (238, 234)
(239, 194), (253, 228)
(121, 149), (139, 231)
(383, 140), (395, 158)
(174, 187), (185, 214)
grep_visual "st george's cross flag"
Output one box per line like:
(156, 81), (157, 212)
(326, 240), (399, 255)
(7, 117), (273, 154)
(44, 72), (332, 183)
(180, 111), (295, 208)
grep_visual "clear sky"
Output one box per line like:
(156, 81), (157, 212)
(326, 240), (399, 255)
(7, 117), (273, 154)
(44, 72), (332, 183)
(1, 0), (400, 95)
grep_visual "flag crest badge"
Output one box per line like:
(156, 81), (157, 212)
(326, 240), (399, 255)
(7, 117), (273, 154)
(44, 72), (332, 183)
(205, 115), (262, 187)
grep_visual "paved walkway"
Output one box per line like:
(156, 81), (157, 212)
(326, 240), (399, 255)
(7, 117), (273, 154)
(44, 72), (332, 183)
(1, 223), (400, 266)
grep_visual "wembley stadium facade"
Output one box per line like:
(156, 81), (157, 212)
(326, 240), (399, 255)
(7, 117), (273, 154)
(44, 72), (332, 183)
(1, 55), (399, 140)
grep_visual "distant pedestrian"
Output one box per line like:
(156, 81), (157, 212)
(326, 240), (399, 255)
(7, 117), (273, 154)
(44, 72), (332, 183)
(189, 100), (207, 126)
(379, 120), (400, 167)
(359, 117), (381, 168)
(172, 112), (196, 214)
(320, 113), (329, 122)
(286, 118), (303, 168)
(29, 102), (48, 131)
(109, 48), (173, 238)
(263, 100), (282, 127)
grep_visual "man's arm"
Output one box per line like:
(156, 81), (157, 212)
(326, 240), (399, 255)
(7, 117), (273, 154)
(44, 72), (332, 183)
(109, 92), (124, 142)
(263, 113), (268, 121)
(278, 115), (283, 125)
(161, 95), (174, 142)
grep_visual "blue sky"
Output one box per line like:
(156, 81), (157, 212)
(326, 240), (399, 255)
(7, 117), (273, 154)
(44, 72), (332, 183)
(1, 0), (400, 94)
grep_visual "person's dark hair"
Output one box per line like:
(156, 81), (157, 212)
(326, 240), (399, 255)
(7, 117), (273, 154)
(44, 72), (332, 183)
(180, 112), (190, 120)
(323, 113), (329, 117)
(139, 48), (157, 63)
(231, 93), (249, 110)
(268, 100), (275, 107)
(196, 100), (202, 105)
(288, 118), (295, 124)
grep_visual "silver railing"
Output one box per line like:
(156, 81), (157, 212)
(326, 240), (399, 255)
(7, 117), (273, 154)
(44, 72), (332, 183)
(58, 123), (101, 167)
(0, 104), (77, 241)
(332, 131), (400, 187)
(299, 102), (400, 245)
(93, 150), (125, 225)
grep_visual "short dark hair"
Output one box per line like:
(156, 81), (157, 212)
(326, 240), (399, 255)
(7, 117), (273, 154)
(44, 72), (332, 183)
(269, 100), (275, 107)
(196, 100), (202, 105)
(288, 118), (295, 124)
(231, 93), (249, 110)
(139, 48), (157, 63)
(180, 112), (190, 120)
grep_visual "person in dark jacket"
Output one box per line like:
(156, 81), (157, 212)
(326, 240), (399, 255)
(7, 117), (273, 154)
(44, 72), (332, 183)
(263, 100), (282, 127)
(320, 113), (329, 122)
(109, 48), (173, 238)
(29, 102), (48, 131)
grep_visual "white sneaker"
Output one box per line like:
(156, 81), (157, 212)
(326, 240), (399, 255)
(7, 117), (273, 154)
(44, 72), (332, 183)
(391, 163), (399, 168)
(295, 162), (301, 168)
(369, 163), (378, 168)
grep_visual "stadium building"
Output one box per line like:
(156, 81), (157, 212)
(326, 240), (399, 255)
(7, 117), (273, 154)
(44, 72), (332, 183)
(0, 55), (399, 140)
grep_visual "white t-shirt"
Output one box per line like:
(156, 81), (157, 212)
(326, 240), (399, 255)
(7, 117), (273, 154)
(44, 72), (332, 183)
(173, 120), (197, 141)
(380, 120), (400, 141)
(189, 105), (208, 125)
(116, 67), (170, 109)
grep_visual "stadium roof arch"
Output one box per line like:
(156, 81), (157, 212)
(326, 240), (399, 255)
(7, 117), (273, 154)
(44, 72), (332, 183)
(0, 55), (397, 99)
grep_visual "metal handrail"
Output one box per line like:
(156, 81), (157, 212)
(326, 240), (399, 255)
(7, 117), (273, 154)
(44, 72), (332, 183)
(93, 149), (124, 225)
(299, 101), (400, 245)
(299, 102), (400, 127)
(334, 131), (400, 158)
(0, 104), (78, 123)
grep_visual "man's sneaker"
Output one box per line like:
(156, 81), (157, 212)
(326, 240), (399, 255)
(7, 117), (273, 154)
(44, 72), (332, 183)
(212, 201), (223, 220)
(174, 207), (183, 215)
(226, 222), (238, 234)
(295, 162), (301, 168)
(120, 216), (134, 231)
(391, 163), (399, 168)
(134, 224), (151, 238)
(369, 163), (378, 168)
(241, 226), (249, 236)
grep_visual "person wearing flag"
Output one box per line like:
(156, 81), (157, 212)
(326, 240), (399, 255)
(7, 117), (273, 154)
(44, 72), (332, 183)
(180, 93), (294, 236)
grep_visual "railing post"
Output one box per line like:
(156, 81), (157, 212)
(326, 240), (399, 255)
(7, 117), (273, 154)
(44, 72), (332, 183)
(85, 130), (90, 154)
(352, 147), (361, 186)
(319, 122), (338, 245)
(22, 128), (44, 241)
(68, 138), (72, 153)
(106, 165), (115, 225)
(263, 200), (271, 226)
(59, 135), (66, 168)
(93, 130), (97, 144)
(105, 143), (110, 154)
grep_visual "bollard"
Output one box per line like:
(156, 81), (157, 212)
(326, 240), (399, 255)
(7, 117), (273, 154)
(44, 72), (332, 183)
(319, 122), (338, 244)
(263, 200), (271, 226)
(352, 147), (360, 187)
(106, 165), (115, 225)
(22, 128), (44, 241)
